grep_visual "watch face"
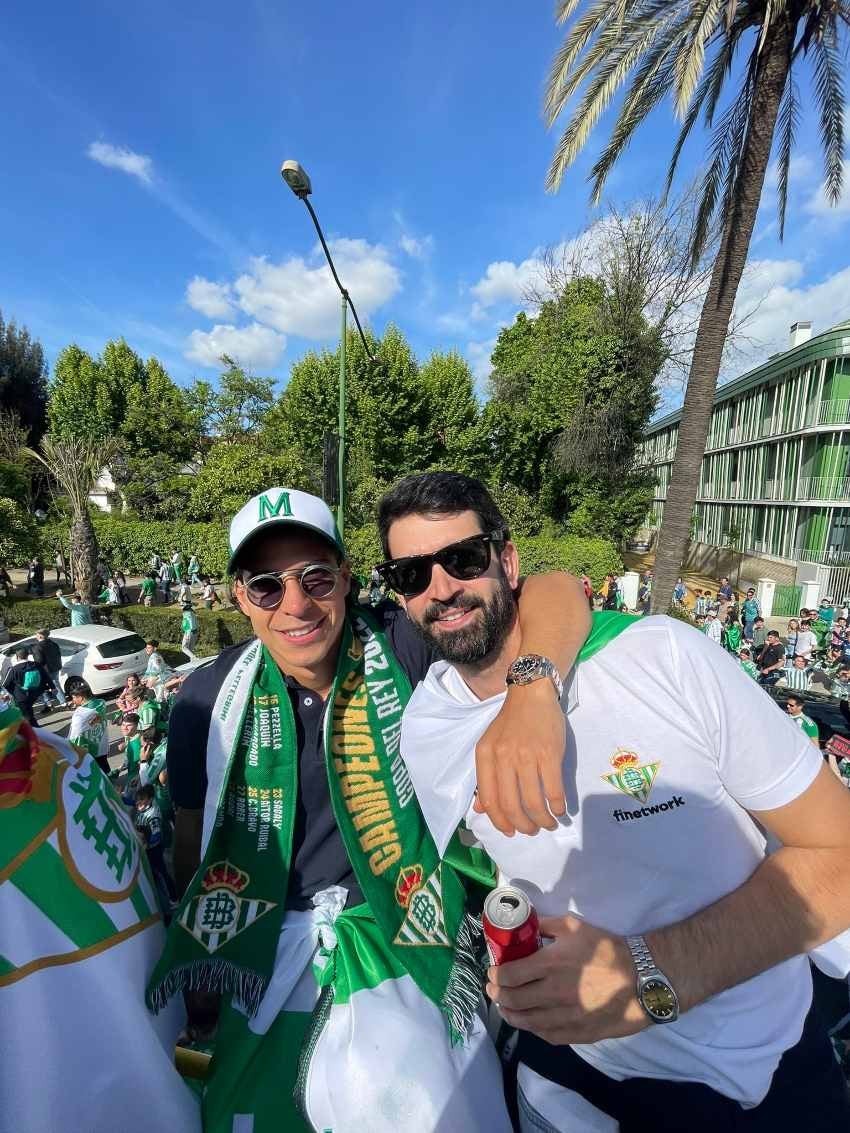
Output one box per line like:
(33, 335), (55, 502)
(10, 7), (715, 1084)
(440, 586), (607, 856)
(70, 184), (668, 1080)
(510, 655), (543, 683)
(642, 978), (677, 1020)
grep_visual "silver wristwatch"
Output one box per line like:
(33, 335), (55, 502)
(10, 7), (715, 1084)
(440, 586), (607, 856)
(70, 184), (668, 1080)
(505, 654), (564, 700)
(626, 934), (680, 1024)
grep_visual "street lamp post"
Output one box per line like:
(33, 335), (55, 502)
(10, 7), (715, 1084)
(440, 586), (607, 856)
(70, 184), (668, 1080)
(280, 159), (373, 541)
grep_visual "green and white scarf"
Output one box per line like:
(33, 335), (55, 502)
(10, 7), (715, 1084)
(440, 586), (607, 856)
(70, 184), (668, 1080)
(148, 610), (492, 1043)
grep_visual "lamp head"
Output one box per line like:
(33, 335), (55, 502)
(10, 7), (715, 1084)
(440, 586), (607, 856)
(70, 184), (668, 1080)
(281, 159), (312, 199)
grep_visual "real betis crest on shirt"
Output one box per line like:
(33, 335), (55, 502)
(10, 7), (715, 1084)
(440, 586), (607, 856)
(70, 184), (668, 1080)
(602, 748), (661, 803)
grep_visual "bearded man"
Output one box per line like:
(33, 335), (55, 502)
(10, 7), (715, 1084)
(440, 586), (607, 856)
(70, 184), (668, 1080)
(150, 486), (591, 1132)
(388, 472), (850, 1133)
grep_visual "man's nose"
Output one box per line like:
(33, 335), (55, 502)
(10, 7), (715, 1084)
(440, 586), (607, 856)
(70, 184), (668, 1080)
(273, 578), (317, 620)
(427, 563), (464, 604)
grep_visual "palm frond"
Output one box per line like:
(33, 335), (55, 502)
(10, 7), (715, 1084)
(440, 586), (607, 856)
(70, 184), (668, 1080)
(546, 6), (674, 190)
(665, 32), (736, 197)
(691, 64), (756, 266)
(545, 0), (664, 125)
(545, 0), (625, 123)
(672, 0), (725, 119)
(812, 24), (845, 206)
(590, 17), (689, 201)
(774, 73), (798, 239)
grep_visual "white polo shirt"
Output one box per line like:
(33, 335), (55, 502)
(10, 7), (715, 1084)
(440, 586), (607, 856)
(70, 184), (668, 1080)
(400, 615), (822, 1108)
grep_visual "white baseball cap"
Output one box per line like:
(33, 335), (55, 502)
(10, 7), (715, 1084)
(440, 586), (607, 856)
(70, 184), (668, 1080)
(227, 487), (344, 573)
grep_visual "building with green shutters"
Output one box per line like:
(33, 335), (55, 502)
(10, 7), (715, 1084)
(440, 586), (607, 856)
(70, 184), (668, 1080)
(641, 320), (850, 577)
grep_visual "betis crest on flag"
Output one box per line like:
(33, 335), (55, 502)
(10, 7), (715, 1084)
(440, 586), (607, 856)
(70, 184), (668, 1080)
(602, 749), (660, 803)
(178, 861), (277, 954)
(393, 863), (451, 948)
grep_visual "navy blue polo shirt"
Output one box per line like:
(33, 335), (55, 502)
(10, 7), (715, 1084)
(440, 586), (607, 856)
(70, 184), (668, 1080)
(166, 602), (435, 910)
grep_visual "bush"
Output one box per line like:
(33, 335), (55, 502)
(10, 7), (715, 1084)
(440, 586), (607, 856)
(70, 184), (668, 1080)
(345, 524), (383, 578)
(513, 534), (622, 589)
(9, 598), (250, 656)
(41, 514), (230, 576)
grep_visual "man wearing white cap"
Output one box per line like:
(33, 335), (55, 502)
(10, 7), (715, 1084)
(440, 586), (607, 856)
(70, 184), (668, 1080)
(149, 485), (591, 1133)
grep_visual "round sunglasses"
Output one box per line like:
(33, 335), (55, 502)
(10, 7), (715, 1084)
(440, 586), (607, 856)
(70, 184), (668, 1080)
(242, 563), (343, 610)
(377, 530), (507, 598)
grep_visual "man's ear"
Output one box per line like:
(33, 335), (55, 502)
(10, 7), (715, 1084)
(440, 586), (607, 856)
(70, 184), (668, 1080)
(499, 540), (521, 590)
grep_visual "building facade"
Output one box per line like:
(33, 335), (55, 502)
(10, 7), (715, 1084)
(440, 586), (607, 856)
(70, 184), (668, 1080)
(641, 320), (850, 570)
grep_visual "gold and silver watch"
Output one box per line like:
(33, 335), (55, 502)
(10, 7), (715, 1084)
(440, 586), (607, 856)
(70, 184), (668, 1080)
(626, 934), (680, 1024)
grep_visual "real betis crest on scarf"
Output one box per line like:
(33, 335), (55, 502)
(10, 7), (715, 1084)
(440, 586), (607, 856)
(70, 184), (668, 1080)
(148, 610), (493, 1044)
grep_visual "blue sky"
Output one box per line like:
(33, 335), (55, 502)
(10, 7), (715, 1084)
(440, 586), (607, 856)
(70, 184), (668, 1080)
(3, 1), (849, 410)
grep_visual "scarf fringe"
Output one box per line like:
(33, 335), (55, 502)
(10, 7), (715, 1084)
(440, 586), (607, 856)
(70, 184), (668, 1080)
(441, 912), (487, 1046)
(146, 959), (268, 1018)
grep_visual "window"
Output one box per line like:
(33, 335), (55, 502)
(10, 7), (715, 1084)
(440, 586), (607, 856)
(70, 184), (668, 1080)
(95, 633), (147, 659)
(52, 637), (86, 657)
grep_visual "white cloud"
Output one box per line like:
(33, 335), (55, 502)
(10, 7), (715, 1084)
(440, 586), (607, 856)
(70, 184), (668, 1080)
(470, 256), (544, 308)
(185, 323), (286, 370)
(231, 239), (401, 339)
(763, 153), (816, 191)
(804, 159), (850, 217)
(730, 259), (850, 363)
(87, 141), (154, 184)
(186, 276), (236, 319)
(399, 232), (434, 260)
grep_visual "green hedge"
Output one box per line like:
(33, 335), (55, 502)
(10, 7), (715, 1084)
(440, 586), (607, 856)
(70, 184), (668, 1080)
(513, 535), (622, 588)
(9, 598), (250, 656)
(42, 515), (231, 577)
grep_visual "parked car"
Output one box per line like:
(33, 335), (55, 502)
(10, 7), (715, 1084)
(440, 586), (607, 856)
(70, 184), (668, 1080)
(0, 626), (150, 697)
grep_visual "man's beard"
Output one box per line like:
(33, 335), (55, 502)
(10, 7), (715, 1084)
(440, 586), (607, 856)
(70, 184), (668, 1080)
(411, 574), (517, 665)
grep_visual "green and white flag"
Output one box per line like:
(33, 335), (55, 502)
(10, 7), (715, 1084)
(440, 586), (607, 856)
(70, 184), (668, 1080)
(0, 701), (200, 1133)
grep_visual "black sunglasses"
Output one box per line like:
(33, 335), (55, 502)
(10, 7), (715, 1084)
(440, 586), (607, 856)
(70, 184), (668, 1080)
(377, 530), (507, 598)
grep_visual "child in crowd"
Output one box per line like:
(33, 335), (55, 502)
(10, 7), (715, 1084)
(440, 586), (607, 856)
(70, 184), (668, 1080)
(722, 613), (743, 654)
(137, 687), (160, 731)
(134, 784), (176, 922)
(695, 614), (706, 632)
(738, 647), (759, 680)
(116, 672), (143, 715)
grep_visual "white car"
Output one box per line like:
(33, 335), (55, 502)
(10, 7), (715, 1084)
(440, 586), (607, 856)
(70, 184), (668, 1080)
(0, 625), (150, 697)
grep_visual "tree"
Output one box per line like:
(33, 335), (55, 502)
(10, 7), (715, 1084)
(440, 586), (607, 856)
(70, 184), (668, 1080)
(545, 0), (847, 611)
(48, 345), (116, 442)
(186, 440), (317, 521)
(200, 357), (276, 444)
(483, 277), (660, 538)
(28, 435), (118, 600)
(0, 313), (48, 444)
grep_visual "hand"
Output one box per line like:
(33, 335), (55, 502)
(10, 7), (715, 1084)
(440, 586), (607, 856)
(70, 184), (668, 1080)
(474, 681), (566, 836)
(486, 915), (648, 1045)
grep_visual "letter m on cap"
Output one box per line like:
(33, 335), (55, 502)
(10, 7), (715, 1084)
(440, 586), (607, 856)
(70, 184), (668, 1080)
(258, 491), (293, 521)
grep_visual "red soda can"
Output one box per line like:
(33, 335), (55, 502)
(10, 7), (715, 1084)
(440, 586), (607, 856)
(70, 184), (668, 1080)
(483, 886), (541, 965)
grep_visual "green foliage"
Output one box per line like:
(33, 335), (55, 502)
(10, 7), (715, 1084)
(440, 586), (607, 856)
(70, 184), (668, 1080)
(490, 483), (546, 537)
(345, 524), (383, 578)
(0, 497), (40, 567)
(200, 360), (276, 443)
(42, 514), (231, 576)
(0, 313), (48, 444)
(186, 440), (317, 522)
(483, 278), (660, 539)
(49, 345), (116, 442)
(9, 597), (250, 655)
(513, 534), (622, 588)
(665, 603), (696, 626)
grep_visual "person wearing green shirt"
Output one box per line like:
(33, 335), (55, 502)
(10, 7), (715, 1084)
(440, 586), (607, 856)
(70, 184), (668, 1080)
(67, 681), (108, 772)
(738, 647), (759, 679)
(723, 617), (743, 654)
(116, 712), (143, 782)
(137, 690), (160, 732)
(138, 574), (157, 607)
(180, 602), (199, 659)
(188, 554), (201, 585)
(785, 694), (819, 746)
(56, 590), (92, 626)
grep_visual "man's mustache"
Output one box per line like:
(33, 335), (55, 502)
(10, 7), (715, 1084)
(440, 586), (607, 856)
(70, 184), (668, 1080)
(423, 593), (485, 626)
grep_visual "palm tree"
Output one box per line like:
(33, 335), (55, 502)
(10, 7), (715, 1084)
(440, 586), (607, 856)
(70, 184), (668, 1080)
(27, 435), (118, 601)
(545, 0), (847, 612)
